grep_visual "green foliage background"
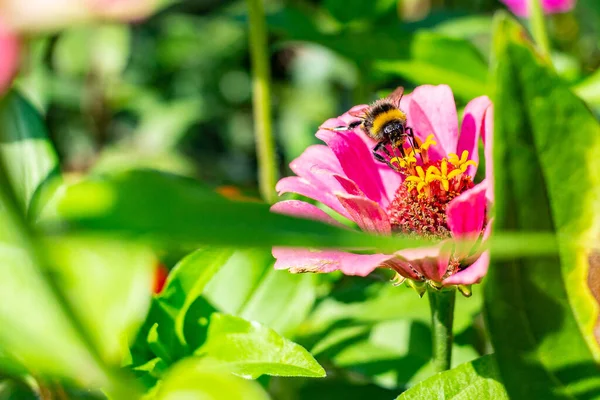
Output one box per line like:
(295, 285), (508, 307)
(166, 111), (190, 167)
(1, 0), (600, 399)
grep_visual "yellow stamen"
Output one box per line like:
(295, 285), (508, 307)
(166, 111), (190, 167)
(448, 150), (477, 173)
(406, 166), (428, 193)
(419, 134), (437, 151)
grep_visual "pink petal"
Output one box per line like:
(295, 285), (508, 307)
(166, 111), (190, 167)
(272, 247), (394, 276)
(483, 105), (494, 203)
(335, 193), (391, 235)
(443, 251), (490, 285)
(316, 128), (387, 207)
(457, 96), (492, 178)
(396, 245), (451, 282)
(289, 144), (343, 178)
(447, 182), (488, 240)
(500, 0), (575, 17)
(271, 200), (346, 228)
(0, 21), (19, 93)
(333, 174), (365, 197)
(275, 176), (351, 220)
(405, 85), (459, 161)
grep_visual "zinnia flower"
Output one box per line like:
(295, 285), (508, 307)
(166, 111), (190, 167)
(500, 0), (575, 17)
(271, 85), (493, 289)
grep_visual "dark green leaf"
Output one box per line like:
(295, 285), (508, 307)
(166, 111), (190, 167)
(396, 355), (508, 399)
(485, 13), (600, 400)
(0, 91), (60, 218)
(196, 313), (326, 378)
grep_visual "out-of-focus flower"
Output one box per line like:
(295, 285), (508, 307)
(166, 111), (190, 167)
(0, 0), (158, 33)
(272, 85), (493, 289)
(0, 19), (19, 93)
(500, 0), (575, 17)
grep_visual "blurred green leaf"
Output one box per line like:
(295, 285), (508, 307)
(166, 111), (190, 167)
(197, 313), (325, 378)
(573, 68), (600, 108)
(375, 31), (489, 101)
(53, 24), (131, 78)
(45, 169), (559, 258)
(396, 355), (508, 399)
(157, 247), (233, 347)
(43, 237), (155, 364)
(323, 0), (397, 23)
(204, 249), (317, 336)
(155, 358), (270, 400)
(0, 379), (37, 400)
(485, 13), (600, 400)
(0, 91), (60, 218)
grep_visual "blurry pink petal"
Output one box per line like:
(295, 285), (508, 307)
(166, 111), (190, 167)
(483, 105), (494, 202)
(333, 174), (365, 197)
(396, 245), (450, 282)
(316, 128), (387, 206)
(500, 0), (575, 17)
(289, 144), (343, 178)
(0, 20), (19, 93)
(447, 181), (488, 240)
(271, 200), (346, 228)
(443, 251), (490, 285)
(405, 85), (459, 160)
(273, 247), (394, 276)
(275, 176), (351, 219)
(457, 96), (492, 178)
(336, 193), (391, 234)
(0, 0), (157, 32)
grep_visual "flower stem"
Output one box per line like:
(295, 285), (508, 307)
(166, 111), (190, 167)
(529, 0), (552, 60)
(428, 288), (456, 372)
(246, 0), (277, 204)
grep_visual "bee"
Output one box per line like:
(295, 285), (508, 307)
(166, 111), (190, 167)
(325, 86), (417, 171)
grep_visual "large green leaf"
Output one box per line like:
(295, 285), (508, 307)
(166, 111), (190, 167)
(45, 169), (557, 258)
(484, 13), (600, 399)
(396, 355), (508, 399)
(0, 91), (60, 218)
(43, 236), (155, 364)
(196, 313), (325, 378)
(154, 358), (270, 400)
(204, 249), (317, 336)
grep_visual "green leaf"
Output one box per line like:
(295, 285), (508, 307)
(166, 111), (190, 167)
(396, 355), (508, 399)
(157, 247), (233, 347)
(197, 313), (326, 378)
(0, 91), (60, 218)
(375, 31), (489, 101)
(155, 358), (270, 400)
(204, 249), (317, 336)
(45, 169), (557, 258)
(43, 236), (155, 364)
(485, 13), (600, 399)
(573, 68), (600, 108)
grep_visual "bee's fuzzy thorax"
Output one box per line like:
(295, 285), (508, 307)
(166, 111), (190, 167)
(363, 100), (407, 140)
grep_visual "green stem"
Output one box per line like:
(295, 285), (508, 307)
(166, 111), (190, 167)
(529, 0), (552, 60)
(428, 288), (456, 372)
(247, 0), (277, 204)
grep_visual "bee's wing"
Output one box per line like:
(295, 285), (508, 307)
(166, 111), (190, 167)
(386, 86), (405, 108)
(348, 107), (367, 119)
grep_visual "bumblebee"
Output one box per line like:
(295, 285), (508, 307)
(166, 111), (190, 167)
(326, 86), (417, 171)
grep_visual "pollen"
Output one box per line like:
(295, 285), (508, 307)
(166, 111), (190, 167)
(386, 138), (476, 238)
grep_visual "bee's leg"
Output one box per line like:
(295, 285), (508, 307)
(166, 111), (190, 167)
(372, 142), (399, 171)
(323, 120), (362, 132)
(405, 127), (420, 158)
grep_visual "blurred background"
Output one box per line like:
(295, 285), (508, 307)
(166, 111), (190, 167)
(14, 0), (600, 192)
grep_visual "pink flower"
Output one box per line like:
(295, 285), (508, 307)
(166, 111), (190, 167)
(500, 0), (575, 17)
(271, 85), (493, 288)
(0, 19), (20, 93)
